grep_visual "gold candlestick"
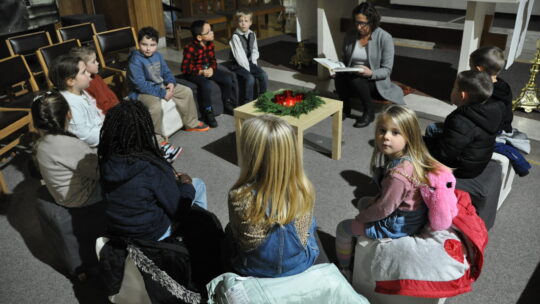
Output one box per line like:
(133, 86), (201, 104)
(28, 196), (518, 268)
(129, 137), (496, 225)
(512, 39), (540, 113)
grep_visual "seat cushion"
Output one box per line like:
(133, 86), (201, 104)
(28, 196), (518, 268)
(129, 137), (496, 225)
(0, 110), (28, 131)
(175, 75), (224, 116)
(456, 160), (502, 230)
(0, 92), (33, 110)
(0, 56), (32, 88)
(35, 186), (107, 276)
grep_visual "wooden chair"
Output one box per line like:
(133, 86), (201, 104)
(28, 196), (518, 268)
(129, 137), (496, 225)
(36, 39), (82, 88)
(57, 23), (116, 85)
(0, 55), (38, 195)
(93, 27), (139, 78)
(57, 22), (97, 46)
(6, 31), (53, 79)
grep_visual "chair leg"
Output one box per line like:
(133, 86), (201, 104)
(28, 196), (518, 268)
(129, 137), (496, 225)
(0, 170), (11, 195)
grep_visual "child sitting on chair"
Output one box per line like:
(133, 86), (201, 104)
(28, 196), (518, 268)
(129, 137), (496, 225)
(69, 46), (119, 114)
(228, 9), (268, 104)
(227, 115), (319, 278)
(128, 26), (210, 162)
(335, 106), (446, 280)
(181, 20), (235, 127)
(98, 100), (208, 241)
(49, 54), (104, 148)
(32, 90), (101, 208)
(469, 46), (513, 133)
(424, 70), (501, 178)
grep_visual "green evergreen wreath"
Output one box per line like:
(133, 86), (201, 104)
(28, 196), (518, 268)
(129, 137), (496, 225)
(254, 90), (324, 118)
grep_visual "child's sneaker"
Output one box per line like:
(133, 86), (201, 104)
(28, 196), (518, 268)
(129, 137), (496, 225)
(184, 122), (210, 132)
(160, 142), (183, 163)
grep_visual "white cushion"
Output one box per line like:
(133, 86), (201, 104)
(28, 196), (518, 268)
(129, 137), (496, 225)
(352, 236), (447, 304)
(490, 152), (515, 210)
(161, 99), (183, 138)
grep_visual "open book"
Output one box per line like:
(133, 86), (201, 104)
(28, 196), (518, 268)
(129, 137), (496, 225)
(313, 58), (364, 73)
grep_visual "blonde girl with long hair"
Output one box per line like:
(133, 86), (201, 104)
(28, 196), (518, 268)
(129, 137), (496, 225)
(335, 105), (448, 278)
(227, 115), (319, 278)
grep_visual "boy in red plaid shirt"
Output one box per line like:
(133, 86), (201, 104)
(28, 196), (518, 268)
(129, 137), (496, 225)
(181, 20), (235, 128)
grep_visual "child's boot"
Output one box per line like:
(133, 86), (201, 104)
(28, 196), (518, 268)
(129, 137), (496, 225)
(224, 99), (235, 114)
(204, 108), (218, 128)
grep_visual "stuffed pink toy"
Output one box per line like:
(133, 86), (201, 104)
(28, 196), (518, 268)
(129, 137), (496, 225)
(420, 166), (458, 231)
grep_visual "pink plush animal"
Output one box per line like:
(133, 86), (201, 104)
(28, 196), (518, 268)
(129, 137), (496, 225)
(420, 166), (458, 231)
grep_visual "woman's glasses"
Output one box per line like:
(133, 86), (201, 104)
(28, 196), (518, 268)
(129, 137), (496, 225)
(354, 21), (370, 27)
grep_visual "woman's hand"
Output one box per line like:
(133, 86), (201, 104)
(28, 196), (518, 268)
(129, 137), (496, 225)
(356, 65), (372, 77)
(176, 172), (193, 184)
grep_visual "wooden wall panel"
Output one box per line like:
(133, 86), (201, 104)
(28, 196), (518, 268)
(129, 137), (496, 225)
(94, 0), (165, 36)
(57, 0), (85, 16)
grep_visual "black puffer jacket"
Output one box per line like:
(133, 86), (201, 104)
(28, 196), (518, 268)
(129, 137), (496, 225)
(491, 77), (513, 133)
(426, 101), (502, 178)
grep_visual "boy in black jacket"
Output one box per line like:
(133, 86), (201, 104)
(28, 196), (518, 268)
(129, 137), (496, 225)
(424, 70), (502, 178)
(470, 46), (513, 133)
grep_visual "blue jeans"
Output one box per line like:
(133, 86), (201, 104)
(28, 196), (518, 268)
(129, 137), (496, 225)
(364, 204), (428, 239)
(185, 69), (234, 109)
(425, 122), (444, 138)
(159, 177), (208, 240)
(191, 177), (208, 210)
(229, 63), (268, 103)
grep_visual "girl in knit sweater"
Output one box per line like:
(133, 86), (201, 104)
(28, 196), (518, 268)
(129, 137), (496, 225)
(227, 115), (319, 278)
(32, 90), (101, 207)
(335, 106), (447, 277)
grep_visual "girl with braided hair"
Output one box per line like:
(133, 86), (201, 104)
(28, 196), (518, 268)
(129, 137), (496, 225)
(32, 90), (102, 207)
(98, 100), (207, 241)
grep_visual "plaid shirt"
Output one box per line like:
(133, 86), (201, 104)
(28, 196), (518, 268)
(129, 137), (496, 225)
(181, 39), (217, 75)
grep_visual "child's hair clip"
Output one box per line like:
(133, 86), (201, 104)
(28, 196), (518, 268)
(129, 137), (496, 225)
(32, 90), (55, 102)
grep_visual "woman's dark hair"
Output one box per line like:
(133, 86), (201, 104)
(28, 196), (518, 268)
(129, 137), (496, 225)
(49, 54), (82, 91)
(98, 100), (167, 166)
(137, 26), (159, 42)
(352, 2), (381, 30)
(31, 90), (75, 137)
(190, 19), (207, 38)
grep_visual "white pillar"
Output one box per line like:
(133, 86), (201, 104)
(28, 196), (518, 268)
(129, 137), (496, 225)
(458, 1), (496, 72)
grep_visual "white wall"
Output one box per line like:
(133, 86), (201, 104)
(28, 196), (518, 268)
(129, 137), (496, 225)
(391, 0), (540, 16)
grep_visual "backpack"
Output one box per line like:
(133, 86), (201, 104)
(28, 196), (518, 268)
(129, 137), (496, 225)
(419, 166), (459, 231)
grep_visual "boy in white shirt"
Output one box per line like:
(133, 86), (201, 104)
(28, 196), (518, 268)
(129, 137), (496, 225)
(228, 9), (268, 104)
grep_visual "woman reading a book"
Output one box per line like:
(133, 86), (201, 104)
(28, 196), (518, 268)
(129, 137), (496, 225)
(335, 2), (404, 128)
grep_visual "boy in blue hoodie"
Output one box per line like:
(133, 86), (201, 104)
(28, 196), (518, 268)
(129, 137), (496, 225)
(128, 27), (209, 159)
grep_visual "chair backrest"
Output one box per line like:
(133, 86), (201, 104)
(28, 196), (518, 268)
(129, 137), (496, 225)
(93, 27), (139, 73)
(0, 55), (39, 97)
(57, 22), (96, 45)
(36, 39), (82, 88)
(6, 31), (52, 74)
(94, 27), (138, 54)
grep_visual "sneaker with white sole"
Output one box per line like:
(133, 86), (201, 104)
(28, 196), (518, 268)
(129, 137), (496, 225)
(160, 142), (183, 163)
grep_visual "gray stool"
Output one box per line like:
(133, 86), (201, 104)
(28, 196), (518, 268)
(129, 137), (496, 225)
(456, 160), (502, 230)
(35, 186), (106, 278)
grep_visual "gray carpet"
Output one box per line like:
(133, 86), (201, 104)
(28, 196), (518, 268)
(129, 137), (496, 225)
(1, 78), (539, 303)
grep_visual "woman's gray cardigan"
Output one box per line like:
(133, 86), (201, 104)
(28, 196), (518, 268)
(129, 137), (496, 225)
(341, 27), (405, 105)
